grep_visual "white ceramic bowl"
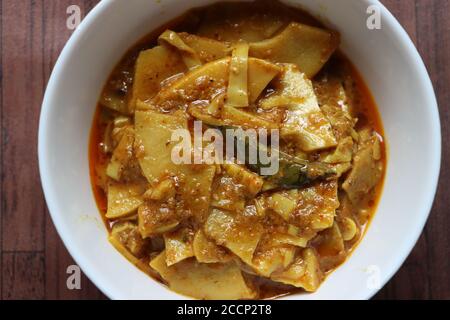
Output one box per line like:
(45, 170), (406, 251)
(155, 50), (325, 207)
(39, 0), (441, 300)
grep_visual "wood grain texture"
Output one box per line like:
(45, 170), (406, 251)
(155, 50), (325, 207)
(2, 252), (45, 299)
(375, 0), (450, 300)
(0, 0), (448, 300)
(2, 0), (45, 252)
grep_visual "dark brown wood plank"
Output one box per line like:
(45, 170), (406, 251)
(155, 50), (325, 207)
(376, 234), (431, 299)
(377, 0), (450, 299)
(375, 0), (425, 299)
(0, 0), (105, 300)
(375, 0), (450, 300)
(45, 222), (106, 299)
(41, 0), (106, 300)
(414, 0), (450, 300)
(382, 0), (417, 43)
(1, 0), (46, 251)
(2, 252), (45, 299)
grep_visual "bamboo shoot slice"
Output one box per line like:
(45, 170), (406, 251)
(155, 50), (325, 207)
(247, 59), (282, 103)
(252, 238), (297, 277)
(261, 65), (337, 151)
(343, 135), (383, 205)
(204, 209), (263, 265)
(158, 30), (202, 69)
(178, 32), (231, 63)
(271, 248), (322, 292)
(109, 222), (153, 274)
(193, 229), (231, 263)
(226, 42), (249, 107)
(164, 228), (195, 266)
(250, 22), (339, 78)
(150, 251), (256, 299)
(129, 45), (186, 112)
(293, 180), (339, 231)
(138, 201), (179, 238)
(106, 181), (145, 219)
(134, 110), (188, 185)
(153, 57), (281, 111)
(106, 127), (135, 181)
(222, 105), (279, 130)
(176, 165), (217, 223)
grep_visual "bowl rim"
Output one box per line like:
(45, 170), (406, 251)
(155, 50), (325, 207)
(38, 0), (441, 300)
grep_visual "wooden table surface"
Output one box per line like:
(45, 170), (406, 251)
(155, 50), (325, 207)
(0, 0), (448, 300)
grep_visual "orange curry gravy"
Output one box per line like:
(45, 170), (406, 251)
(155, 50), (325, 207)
(89, 1), (386, 299)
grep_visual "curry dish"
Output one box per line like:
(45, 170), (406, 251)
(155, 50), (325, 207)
(90, 1), (386, 299)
